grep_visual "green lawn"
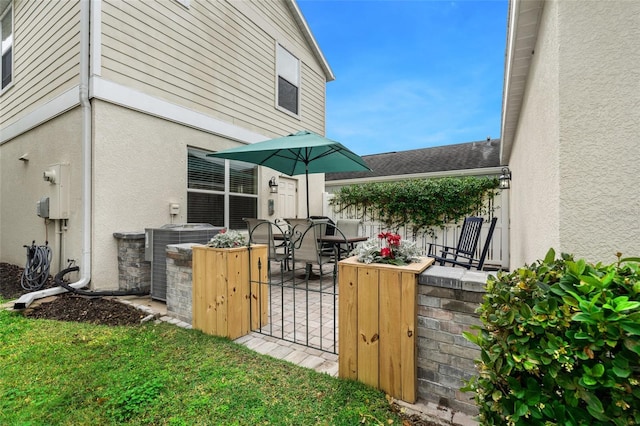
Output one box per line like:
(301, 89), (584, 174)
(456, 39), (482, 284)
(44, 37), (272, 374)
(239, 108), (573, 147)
(0, 308), (401, 425)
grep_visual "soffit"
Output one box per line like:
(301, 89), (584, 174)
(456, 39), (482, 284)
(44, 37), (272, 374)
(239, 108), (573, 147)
(500, 0), (544, 164)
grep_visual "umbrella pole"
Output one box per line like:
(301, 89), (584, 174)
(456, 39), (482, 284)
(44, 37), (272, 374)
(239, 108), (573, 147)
(305, 167), (310, 218)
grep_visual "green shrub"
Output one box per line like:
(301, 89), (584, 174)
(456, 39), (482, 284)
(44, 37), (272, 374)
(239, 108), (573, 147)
(330, 177), (498, 235)
(463, 249), (640, 425)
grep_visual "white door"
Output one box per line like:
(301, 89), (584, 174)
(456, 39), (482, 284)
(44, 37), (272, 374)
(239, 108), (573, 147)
(277, 177), (298, 219)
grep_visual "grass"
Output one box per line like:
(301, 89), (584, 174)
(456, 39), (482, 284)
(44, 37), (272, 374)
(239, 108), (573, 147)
(0, 307), (402, 425)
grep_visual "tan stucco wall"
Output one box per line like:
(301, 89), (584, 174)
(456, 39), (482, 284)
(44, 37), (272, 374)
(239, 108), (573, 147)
(556, 1), (640, 263)
(509, 0), (640, 267)
(0, 109), (84, 273)
(91, 101), (319, 290)
(92, 101), (248, 289)
(509, 1), (561, 266)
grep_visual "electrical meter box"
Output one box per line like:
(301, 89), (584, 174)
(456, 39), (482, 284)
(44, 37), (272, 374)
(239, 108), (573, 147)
(43, 163), (70, 219)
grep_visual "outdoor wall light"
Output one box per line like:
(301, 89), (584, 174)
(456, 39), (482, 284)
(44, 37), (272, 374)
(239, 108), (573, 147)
(268, 176), (278, 193)
(499, 167), (512, 190)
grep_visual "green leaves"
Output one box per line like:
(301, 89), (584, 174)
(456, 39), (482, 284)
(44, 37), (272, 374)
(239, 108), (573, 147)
(463, 250), (640, 425)
(330, 176), (499, 234)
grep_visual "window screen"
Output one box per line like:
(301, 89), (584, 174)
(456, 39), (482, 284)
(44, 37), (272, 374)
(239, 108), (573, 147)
(278, 77), (298, 115)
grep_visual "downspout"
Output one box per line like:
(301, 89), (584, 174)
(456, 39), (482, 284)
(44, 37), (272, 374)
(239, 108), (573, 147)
(14, 0), (92, 309)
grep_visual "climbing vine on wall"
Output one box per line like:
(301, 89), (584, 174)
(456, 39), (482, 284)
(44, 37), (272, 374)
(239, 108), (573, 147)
(330, 177), (499, 235)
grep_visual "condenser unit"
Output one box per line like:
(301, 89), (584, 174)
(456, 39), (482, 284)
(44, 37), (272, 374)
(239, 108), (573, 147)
(145, 223), (222, 301)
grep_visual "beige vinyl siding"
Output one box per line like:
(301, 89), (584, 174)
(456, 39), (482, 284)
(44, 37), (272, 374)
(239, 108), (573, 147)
(0, 0), (80, 128)
(100, 0), (327, 138)
(301, 62), (325, 131)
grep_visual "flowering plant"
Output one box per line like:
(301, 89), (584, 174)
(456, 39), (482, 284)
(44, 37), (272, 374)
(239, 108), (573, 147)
(353, 232), (421, 266)
(206, 229), (247, 248)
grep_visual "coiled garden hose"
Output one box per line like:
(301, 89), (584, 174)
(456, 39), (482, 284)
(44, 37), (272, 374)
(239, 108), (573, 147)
(21, 241), (53, 291)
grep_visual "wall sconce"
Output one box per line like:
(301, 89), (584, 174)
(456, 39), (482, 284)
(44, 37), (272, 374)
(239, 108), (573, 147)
(499, 167), (512, 190)
(268, 176), (278, 193)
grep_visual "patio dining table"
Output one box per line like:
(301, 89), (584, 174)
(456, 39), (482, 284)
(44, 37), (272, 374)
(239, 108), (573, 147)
(317, 235), (368, 261)
(273, 233), (368, 261)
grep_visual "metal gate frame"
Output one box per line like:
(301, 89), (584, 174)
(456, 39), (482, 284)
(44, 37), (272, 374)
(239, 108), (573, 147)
(249, 251), (339, 354)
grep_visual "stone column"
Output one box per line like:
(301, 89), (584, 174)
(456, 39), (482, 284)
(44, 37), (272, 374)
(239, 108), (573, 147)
(166, 243), (199, 324)
(113, 232), (151, 292)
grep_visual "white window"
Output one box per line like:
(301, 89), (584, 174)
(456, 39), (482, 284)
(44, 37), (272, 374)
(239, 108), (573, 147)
(276, 44), (299, 115)
(187, 148), (258, 230)
(1, 0), (12, 90)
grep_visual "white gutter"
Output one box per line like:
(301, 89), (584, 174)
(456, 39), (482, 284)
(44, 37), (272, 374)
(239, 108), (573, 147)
(14, 0), (92, 309)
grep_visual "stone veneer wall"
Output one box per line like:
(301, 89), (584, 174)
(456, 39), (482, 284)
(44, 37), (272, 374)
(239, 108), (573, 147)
(417, 266), (489, 416)
(165, 243), (199, 324)
(112, 232), (150, 292)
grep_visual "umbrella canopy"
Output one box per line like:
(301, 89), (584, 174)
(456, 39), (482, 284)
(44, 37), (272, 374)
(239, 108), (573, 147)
(208, 130), (371, 216)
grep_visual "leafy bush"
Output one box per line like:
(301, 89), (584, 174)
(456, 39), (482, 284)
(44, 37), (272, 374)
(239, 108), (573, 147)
(330, 177), (498, 235)
(463, 249), (640, 425)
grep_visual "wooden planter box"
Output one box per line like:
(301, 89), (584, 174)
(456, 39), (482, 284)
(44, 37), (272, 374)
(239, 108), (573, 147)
(192, 244), (268, 340)
(338, 256), (434, 403)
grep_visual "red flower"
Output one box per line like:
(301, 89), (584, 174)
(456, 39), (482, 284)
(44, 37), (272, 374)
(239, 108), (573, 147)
(380, 247), (392, 258)
(385, 233), (401, 247)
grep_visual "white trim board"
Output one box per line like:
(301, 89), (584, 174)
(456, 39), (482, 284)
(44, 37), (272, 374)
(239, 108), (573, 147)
(91, 78), (267, 144)
(0, 87), (80, 144)
(1, 77), (269, 145)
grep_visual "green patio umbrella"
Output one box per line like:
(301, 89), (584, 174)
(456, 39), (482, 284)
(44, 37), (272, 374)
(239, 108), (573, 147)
(208, 130), (371, 217)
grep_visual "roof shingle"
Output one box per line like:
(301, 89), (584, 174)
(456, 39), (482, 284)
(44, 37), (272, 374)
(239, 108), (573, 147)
(326, 138), (500, 181)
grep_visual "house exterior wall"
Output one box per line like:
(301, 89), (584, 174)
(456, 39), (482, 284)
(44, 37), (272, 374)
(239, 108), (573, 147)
(99, 0), (326, 137)
(508, 0), (640, 267)
(91, 100), (241, 290)
(1, 0), (331, 291)
(0, 109), (84, 272)
(508, 0), (561, 265)
(555, 0), (640, 263)
(0, 0), (80, 129)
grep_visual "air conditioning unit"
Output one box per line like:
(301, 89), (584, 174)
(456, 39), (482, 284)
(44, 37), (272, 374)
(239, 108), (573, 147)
(145, 223), (222, 301)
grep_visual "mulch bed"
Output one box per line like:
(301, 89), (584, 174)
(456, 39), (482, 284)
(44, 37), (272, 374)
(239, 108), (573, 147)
(1, 262), (146, 326)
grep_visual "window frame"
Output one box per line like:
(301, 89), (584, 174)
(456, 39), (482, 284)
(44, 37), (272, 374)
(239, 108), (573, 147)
(0, 0), (13, 93)
(187, 147), (258, 230)
(276, 43), (300, 117)
(174, 0), (189, 9)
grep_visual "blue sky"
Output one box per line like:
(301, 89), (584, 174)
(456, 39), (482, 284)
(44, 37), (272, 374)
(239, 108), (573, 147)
(297, 0), (508, 156)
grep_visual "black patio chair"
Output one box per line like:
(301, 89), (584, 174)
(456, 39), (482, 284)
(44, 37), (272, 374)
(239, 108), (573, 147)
(427, 216), (498, 270)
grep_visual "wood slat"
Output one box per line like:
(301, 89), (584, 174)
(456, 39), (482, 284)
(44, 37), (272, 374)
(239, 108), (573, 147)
(226, 250), (243, 339)
(356, 266), (379, 388)
(338, 262), (358, 378)
(401, 271), (417, 402)
(379, 269), (402, 398)
(213, 249), (227, 336)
